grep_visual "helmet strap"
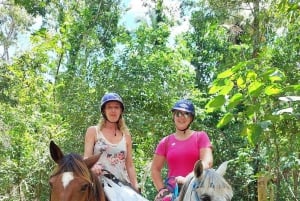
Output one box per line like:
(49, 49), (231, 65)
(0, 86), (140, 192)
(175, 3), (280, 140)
(177, 125), (189, 133)
(178, 128), (188, 134)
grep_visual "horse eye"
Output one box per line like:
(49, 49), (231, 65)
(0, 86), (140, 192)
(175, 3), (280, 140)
(81, 183), (89, 192)
(49, 181), (53, 189)
(200, 194), (210, 201)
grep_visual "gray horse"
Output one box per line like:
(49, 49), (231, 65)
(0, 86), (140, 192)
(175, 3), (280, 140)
(177, 160), (233, 201)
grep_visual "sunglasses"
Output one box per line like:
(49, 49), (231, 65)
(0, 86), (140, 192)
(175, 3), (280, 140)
(173, 111), (192, 118)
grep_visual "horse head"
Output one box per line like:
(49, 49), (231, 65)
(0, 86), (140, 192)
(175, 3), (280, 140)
(178, 160), (233, 201)
(49, 141), (106, 201)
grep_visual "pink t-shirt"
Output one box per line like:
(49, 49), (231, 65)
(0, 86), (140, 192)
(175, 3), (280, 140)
(155, 131), (212, 178)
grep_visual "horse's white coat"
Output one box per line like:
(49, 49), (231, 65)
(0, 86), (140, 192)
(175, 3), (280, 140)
(179, 161), (233, 201)
(62, 172), (74, 189)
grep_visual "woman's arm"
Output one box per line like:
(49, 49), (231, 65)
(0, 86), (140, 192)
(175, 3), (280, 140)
(84, 126), (103, 176)
(84, 126), (96, 159)
(125, 133), (139, 191)
(199, 147), (213, 169)
(150, 154), (165, 191)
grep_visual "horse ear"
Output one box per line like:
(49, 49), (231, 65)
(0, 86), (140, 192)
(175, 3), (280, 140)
(194, 160), (204, 178)
(50, 140), (64, 164)
(84, 154), (101, 169)
(216, 161), (229, 176)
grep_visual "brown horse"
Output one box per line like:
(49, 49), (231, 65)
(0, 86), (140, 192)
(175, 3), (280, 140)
(178, 160), (233, 201)
(49, 141), (106, 201)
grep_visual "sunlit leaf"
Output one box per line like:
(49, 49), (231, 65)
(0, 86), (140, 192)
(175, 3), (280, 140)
(205, 95), (226, 110)
(209, 79), (226, 94)
(217, 69), (234, 79)
(219, 80), (234, 95)
(217, 113), (234, 128)
(248, 81), (264, 97)
(246, 70), (257, 81)
(228, 93), (243, 109)
(209, 85), (222, 94)
(231, 62), (244, 72)
(264, 86), (282, 95)
(268, 71), (284, 82)
(237, 77), (246, 89)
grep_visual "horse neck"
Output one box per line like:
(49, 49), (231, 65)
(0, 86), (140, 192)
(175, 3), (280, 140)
(90, 173), (106, 201)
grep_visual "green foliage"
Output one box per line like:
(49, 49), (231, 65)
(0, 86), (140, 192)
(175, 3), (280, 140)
(203, 0), (300, 199)
(1, 0), (299, 200)
(14, 0), (49, 16)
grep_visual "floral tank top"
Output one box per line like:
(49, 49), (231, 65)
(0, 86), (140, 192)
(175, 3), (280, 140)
(93, 126), (130, 183)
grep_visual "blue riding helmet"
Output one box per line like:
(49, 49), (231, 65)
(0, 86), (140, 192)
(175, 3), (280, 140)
(100, 92), (124, 112)
(171, 99), (195, 117)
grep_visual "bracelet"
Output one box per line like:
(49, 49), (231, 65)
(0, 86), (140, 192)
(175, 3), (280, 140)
(158, 187), (168, 192)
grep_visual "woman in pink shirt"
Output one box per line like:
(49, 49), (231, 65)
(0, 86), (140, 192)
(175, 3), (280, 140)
(151, 99), (213, 201)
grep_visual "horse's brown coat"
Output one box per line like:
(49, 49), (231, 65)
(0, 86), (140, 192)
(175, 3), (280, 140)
(49, 141), (106, 201)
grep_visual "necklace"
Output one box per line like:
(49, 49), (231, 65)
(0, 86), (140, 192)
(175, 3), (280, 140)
(103, 123), (118, 137)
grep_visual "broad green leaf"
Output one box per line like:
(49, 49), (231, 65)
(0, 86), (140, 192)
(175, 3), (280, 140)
(231, 62), (244, 72)
(264, 86), (282, 95)
(241, 124), (263, 146)
(248, 81), (264, 97)
(246, 70), (257, 81)
(245, 105), (258, 118)
(217, 113), (234, 128)
(217, 69), (234, 79)
(219, 80), (234, 95)
(209, 85), (222, 94)
(284, 84), (300, 92)
(237, 76), (246, 89)
(205, 95), (226, 110)
(209, 79), (226, 94)
(228, 93), (243, 109)
(261, 68), (285, 83)
(269, 75), (282, 82)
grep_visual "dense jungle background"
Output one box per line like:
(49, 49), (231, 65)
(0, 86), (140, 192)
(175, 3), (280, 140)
(0, 0), (299, 200)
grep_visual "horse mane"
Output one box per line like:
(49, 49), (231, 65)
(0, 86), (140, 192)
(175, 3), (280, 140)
(178, 160), (233, 201)
(51, 153), (90, 179)
(50, 153), (103, 201)
(178, 174), (194, 200)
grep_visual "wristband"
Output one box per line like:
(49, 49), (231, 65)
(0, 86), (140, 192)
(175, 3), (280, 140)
(155, 187), (172, 201)
(158, 187), (168, 192)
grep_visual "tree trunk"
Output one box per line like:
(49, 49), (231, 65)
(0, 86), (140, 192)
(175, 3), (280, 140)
(252, 0), (260, 58)
(258, 176), (268, 201)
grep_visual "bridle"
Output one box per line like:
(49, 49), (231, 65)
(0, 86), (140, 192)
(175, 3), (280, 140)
(185, 171), (211, 201)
